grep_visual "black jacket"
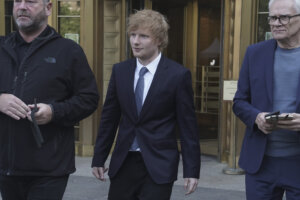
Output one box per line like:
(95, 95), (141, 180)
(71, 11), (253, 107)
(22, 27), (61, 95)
(0, 26), (99, 176)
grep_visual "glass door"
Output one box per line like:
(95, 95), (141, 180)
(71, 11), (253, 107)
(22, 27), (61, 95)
(151, 0), (188, 146)
(195, 0), (222, 155)
(152, 0), (185, 65)
(152, 0), (222, 156)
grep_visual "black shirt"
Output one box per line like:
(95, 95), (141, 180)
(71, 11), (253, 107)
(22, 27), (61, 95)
(14, 31), (31, 67)
(14, 26), (51, 68)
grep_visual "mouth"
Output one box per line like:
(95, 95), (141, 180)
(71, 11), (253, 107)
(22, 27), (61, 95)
(272, 29), (286, 34)
(17, 11), (30, 18)
(273, 29), (285, 30)
(133, 48), (142, 52)
(18, 15), (29, 18)
(17, 15), (30, 20)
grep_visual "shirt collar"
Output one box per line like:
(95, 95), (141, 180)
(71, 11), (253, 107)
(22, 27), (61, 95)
(16, 26), (51, 46)
(136, 53), (161, 75)
(16, 31), (30, 46)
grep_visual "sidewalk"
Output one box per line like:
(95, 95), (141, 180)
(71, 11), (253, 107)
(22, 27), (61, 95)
(0, 155), (246, 200)
(63, 155), (246, 200)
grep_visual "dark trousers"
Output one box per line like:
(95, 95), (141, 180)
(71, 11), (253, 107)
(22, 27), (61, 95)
(246, 155), (300, 200)
(0, 175), (69, 200)
(108, 152), (174, 200)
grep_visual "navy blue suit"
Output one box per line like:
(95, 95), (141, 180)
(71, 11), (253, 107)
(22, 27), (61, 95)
(233, 39), (300, 199)
(233, 39), (279, 174)
(92, 55), (200, 184)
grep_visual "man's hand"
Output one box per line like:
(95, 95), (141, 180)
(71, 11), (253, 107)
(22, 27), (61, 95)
(0, 93), (30, 120)
(255, 112), (277, 134)
(92, 167), (108, 181)
(27, 103), (53, 125)
(184, 178), (198, 195)
(277, 113), (300, 131)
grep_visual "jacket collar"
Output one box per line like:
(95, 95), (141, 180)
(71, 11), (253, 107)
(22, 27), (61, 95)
(1, 26), (60, 63)
(264, 39), (277, 105)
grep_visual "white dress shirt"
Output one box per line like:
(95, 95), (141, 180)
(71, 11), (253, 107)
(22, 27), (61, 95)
(134, 53), (161, 104)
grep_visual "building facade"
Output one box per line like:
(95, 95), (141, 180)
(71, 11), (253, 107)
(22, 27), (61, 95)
(0, 0), (271, 169)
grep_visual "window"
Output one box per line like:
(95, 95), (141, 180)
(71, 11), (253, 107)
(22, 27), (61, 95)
(57, 0), (81, 141)
(257, 0), (270, 42)
(5, 0), (16, 35)
(57, 0), (80, 43)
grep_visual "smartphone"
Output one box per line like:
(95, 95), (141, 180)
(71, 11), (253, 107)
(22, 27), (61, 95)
(265, 111), (280, 118)
(265, 113), (293, 122)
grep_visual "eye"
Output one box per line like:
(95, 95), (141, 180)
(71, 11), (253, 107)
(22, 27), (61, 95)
(268, 16), (278, 21)
(140, 34), (149, 39)
(280, 15), (289, 21)
(25, 0), (36, 4)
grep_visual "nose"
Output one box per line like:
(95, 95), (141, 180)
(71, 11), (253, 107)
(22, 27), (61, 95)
(132, 35), (140, 44)
(15, 1), (27, 9)
(272, 18), (283, 26)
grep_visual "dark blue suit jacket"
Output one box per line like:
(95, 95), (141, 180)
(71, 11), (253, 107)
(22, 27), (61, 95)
(92, 55), (201, 184)
(233, 39), (300, 174)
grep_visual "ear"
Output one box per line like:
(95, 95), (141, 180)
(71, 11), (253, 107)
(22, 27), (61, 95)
(45, 2), (52, 17)
(155, 39), (162, 48)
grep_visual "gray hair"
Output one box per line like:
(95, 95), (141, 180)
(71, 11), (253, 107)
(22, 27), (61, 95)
(269, 0), (300, 13)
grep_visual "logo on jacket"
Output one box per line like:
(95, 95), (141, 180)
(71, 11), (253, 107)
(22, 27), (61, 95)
(44, 57), (56, 64)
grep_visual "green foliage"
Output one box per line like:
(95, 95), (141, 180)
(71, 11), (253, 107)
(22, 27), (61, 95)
(58, 2), (80, 42)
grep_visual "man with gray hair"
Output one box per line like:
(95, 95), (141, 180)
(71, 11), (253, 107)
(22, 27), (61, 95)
(233, 0), (300, 199)
(0, 0), (99, 199)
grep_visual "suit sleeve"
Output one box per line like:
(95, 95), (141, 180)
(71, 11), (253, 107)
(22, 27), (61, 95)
(232, 47), (261, 132)
(176, 70), (201, 179)
(92, 65), (121, 167)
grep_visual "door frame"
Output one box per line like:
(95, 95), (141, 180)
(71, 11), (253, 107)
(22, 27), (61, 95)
(0, 0), (5, 35)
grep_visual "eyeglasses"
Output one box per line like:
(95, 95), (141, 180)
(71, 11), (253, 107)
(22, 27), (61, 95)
(268, 14), (300, 25)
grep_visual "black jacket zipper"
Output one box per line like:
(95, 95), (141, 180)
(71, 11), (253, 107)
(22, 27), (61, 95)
(19, 72), (27, 98)
(7, 76), (18, 175)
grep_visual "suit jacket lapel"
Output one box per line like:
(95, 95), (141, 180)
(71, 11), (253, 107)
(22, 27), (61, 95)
(296, 64), (300, 109)
(139, 56), (167, 119)
(264, 40), (277, 106)
(127, 59), (139, 118)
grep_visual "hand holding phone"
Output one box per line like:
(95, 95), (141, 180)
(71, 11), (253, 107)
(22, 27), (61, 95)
(265, 111), (293, 123)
